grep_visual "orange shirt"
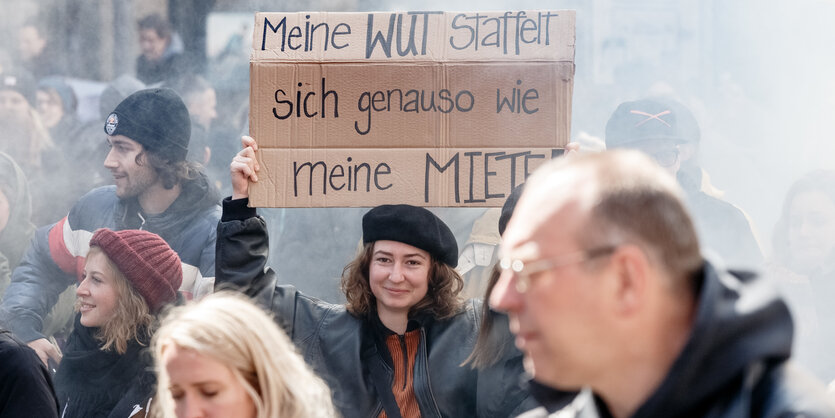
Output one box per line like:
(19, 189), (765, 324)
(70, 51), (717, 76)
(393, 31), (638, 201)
(379, 329), (421, 418)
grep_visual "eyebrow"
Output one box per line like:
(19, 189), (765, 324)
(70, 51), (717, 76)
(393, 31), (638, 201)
(171, 381), (220, 388)
(374, 250), (427, 260)
(87, 270), (109, 281)
(108, 138), (134, 147)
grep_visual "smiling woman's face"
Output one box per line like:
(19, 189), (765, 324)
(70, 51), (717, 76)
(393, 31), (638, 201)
(76, 251), (120, 328)
(368, 240), (431, 321)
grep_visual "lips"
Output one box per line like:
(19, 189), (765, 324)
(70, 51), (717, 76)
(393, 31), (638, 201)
(385, 288), (410, 295)
(514, 331), (540, 351)
(78, 302), (96, 313)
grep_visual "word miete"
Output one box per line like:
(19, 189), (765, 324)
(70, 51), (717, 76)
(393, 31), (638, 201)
(425, 150), (559, 203)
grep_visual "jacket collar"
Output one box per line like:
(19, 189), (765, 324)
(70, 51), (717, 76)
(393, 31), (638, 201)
(116, 170), (218, 235)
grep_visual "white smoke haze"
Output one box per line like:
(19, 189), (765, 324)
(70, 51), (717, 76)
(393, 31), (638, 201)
(0, 0), (831, 256)
(1, 0), (834, 382)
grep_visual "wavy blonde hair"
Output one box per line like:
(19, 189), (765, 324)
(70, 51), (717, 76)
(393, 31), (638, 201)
(78, 247), (153, 354)
(151, 292), (336, 418)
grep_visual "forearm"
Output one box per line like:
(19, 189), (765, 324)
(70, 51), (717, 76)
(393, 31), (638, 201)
(215, 197), (276, 304)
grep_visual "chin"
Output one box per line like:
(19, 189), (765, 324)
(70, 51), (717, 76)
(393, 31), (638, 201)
(79, 316), (97, 327)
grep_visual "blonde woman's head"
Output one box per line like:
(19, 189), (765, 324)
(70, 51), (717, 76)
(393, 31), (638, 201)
(152, 292), (336, 418)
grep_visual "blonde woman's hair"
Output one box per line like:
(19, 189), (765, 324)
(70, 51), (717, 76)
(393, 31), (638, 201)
(79, 247), (153, 354)
(151, 292), (337, 418)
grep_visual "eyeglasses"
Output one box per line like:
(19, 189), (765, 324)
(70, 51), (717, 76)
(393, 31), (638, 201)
(499, 246), (618, 293)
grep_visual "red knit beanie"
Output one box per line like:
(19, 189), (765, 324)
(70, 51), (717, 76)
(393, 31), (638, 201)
(88, 229), (182, 313)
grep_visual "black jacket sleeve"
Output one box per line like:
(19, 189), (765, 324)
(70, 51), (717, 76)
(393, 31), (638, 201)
(215, 197), (277, 307)
(0, 331), (60, 418)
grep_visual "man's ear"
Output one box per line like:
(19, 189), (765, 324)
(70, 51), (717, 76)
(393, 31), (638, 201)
(610, 244), (650, 315)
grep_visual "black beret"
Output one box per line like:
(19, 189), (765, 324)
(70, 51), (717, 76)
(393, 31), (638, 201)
(104, 88), (190, 162)
(498, 183), (525, 236)
(363, 205), (458, 267)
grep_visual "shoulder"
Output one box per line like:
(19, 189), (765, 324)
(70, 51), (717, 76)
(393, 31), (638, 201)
(271, 285), (359, 337)
(754, 361), (835, 417)
(0, 332), (45, 376)
(68, 186), (119, 224)
(427, 299), (482, 338)
(687, 190), (750, 223)
(75, 185), (118, 206)
(180, 204), (221, 238)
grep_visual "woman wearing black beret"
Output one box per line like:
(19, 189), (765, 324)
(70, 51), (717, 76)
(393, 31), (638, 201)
(214, 136), (534, 418)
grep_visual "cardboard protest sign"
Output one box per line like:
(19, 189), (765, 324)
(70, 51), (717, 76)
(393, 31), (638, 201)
(250, 11), (575, 207)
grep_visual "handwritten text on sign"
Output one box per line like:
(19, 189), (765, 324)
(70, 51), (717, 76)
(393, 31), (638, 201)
(249, 11), (575, 207)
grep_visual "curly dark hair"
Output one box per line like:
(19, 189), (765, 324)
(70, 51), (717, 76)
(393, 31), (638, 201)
(341, 242), (464, 320)
(136, 150), (200, 190)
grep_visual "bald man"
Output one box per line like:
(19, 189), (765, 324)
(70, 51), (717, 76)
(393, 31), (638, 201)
(491, 150), (835, 417)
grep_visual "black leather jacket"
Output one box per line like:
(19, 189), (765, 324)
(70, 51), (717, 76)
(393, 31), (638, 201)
(215, 198), (536, 418)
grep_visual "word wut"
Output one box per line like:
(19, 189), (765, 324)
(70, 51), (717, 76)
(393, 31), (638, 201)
(272, 78), (540, 135)
(260, 11), (561, 57)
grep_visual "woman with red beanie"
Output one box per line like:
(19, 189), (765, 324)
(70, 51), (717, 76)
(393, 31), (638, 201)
(53, 228), (182, 418)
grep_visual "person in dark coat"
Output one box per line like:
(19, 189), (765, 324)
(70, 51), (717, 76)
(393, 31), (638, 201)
(463, 183), (569, 416)
(53, 228), (182, 417)
(215, 136), (531, 418)
(0, 328), (59, 417)
(135, 14), (188, 85)
(36, 77), (81, 152)
(17, 22), (61, 80)
(490, 150), (835, 417)
(605, 98), (763, 271)
(770, 170), (835, 385)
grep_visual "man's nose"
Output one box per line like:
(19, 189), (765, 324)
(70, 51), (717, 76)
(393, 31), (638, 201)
(489, 269), (522, 312)
(103, 147), (117, 168)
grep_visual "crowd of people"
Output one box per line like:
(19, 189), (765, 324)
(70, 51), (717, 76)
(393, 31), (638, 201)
(0, 9), (834, 418)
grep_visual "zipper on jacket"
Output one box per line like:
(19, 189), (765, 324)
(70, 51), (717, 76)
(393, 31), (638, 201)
(137, 212), (146, 230)
(398, 334), (408, 390)
(419, 328), (442, 417)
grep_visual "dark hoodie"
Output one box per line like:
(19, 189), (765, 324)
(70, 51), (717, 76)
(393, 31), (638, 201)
(520, 259), (835, 418)
(0, 152), (35, 297)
